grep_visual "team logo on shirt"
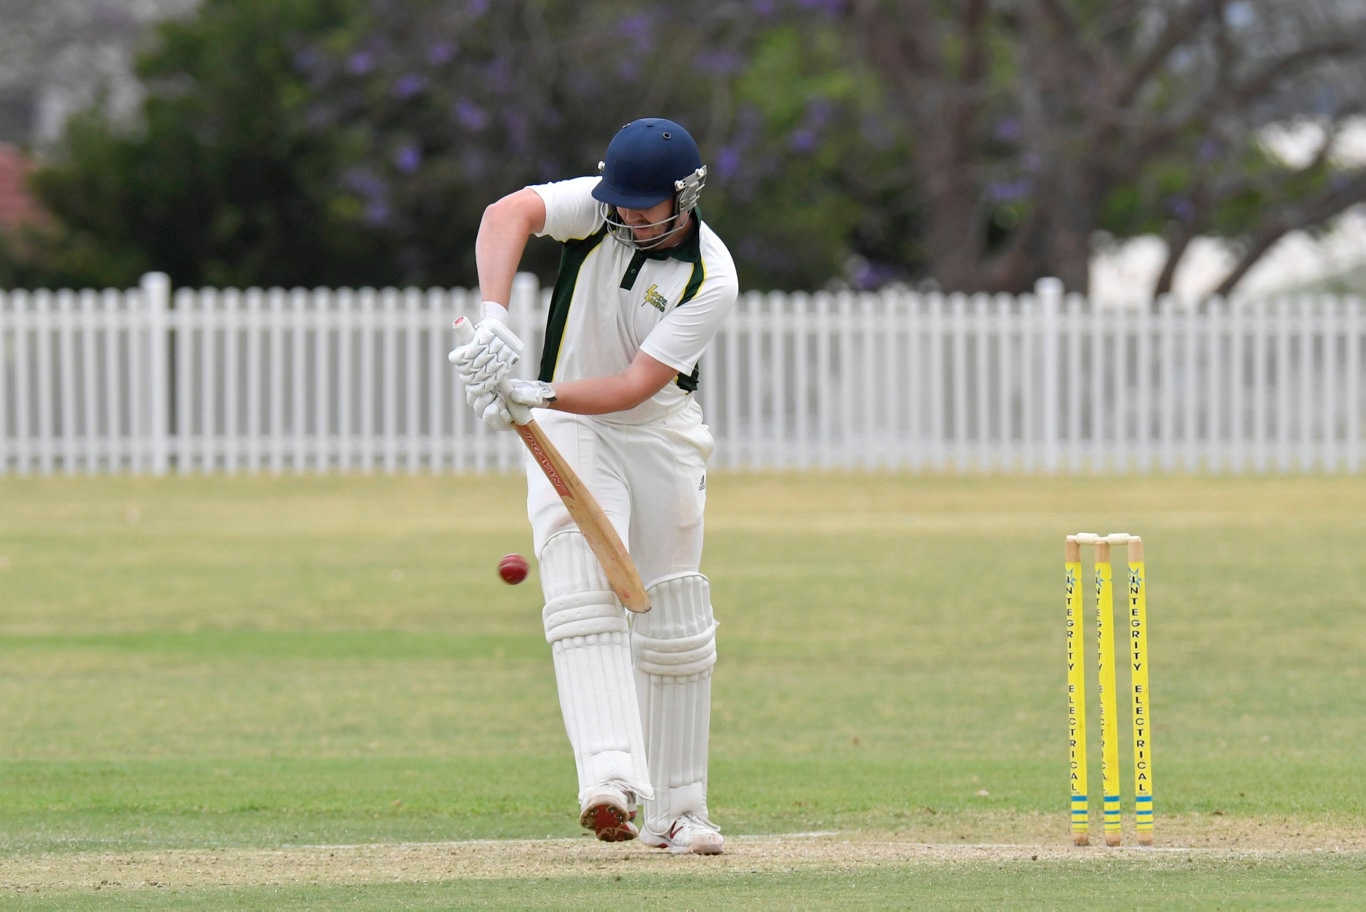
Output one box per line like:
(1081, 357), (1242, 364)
(643, 283), (668, 313)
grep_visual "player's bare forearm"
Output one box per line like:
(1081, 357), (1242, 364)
(475, 189), (547, 306)
(547, 352), (679, 415)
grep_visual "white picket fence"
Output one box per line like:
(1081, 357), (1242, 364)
(1, 272), (1363, 476)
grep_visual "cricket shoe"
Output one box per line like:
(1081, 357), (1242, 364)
(579, 781), (638, 842)
(641, 812), (724, 855)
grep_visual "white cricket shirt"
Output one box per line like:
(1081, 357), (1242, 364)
(530, 176), (739, 424)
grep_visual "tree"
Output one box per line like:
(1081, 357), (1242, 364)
(13, 0), (1364, 296)
(292, 0), (882, 290)
(848, 0), (1366, 296)
(23, 0), (384, 289)
(11, 0), (893, 291)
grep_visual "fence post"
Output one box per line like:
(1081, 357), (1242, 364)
(1037, 277), (1064, 474)
(142, 272), (172, 476)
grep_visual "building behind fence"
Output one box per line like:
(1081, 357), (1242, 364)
(1, 272), (1363, 476)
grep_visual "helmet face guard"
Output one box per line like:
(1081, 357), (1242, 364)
(599, 165), (706, 251)
(592, 118), (706, 251)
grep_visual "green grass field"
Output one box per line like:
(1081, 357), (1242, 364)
(1, 472), (1363, 909)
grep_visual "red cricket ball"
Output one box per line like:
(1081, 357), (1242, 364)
(498, 553), (529, 585)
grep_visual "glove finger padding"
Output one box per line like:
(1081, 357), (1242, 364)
(465, 383), (492, 410)
(450, 342), (508, 387)
(449, 342), (480, 375)
(453, 319), (523, 390)
(478, 394), (514, 430)
(468, 387), (514, 430)
(464, 372), (505, 397)
(468, 341), (516, 381)
(479, 348), (518, 388)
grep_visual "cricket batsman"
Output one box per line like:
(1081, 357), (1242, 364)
(449, 118), (738, 854)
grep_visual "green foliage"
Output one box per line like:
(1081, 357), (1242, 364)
(10, 0), (879, 292)
(709, 26), (912, 290)
(24, 0), (387, 289)
(716, 18), (916, 288)
(0, 227), (51, 289)
(7, 2), (1365, 294)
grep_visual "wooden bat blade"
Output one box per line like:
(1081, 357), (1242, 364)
(513, 422), (650, 612)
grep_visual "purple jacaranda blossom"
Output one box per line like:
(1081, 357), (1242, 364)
(789, 127), (818, 152)
(394, 74), (427, 99)
(994, 117), (1022, 142)
(427, 42), (455, 66)
(712, 146), (742, 180)
(1198, 137), (1220, 164)
(850, 259), (901, 291)
(803, 95), (833, 122)
(619, 12), (654, 41)
(341, 168), (386, 199)
(465, 0), (490, 15)
(453, 99), (490, 131)
(987, 177), (1033, 204)
(750, 0), (778, 16)
(395, 145), (422, 173)
(484, 57), (515, 94)
(797, 0), (848, 13)
(347, 50), (375, 75)
(364, 201), (390, 226)
(693, 49), (746, 76)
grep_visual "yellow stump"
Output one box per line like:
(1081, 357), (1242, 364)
(1094, 540), (1122, 846)
(1128, 537), (1154, 845)
(1064, 537), (1088, 846)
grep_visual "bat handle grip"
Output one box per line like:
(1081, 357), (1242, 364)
(450, 316), (533, 426)
(450, 315), (476, 345)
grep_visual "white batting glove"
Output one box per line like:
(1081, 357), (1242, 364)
(449, 319), (524, 391)
(463, 372), (497, 408)
(475, 317), (524, 354)
(503, 379), (556, 410)
(469, 386), (515, 431)
(463, 370), (513, 427)
(449, 341), (514, 390)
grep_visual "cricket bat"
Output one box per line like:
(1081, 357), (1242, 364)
(451, 316), (650, 612)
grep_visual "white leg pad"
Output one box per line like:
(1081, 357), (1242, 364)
(632, 572), (718, 836)
(539, 531), (653, 805)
